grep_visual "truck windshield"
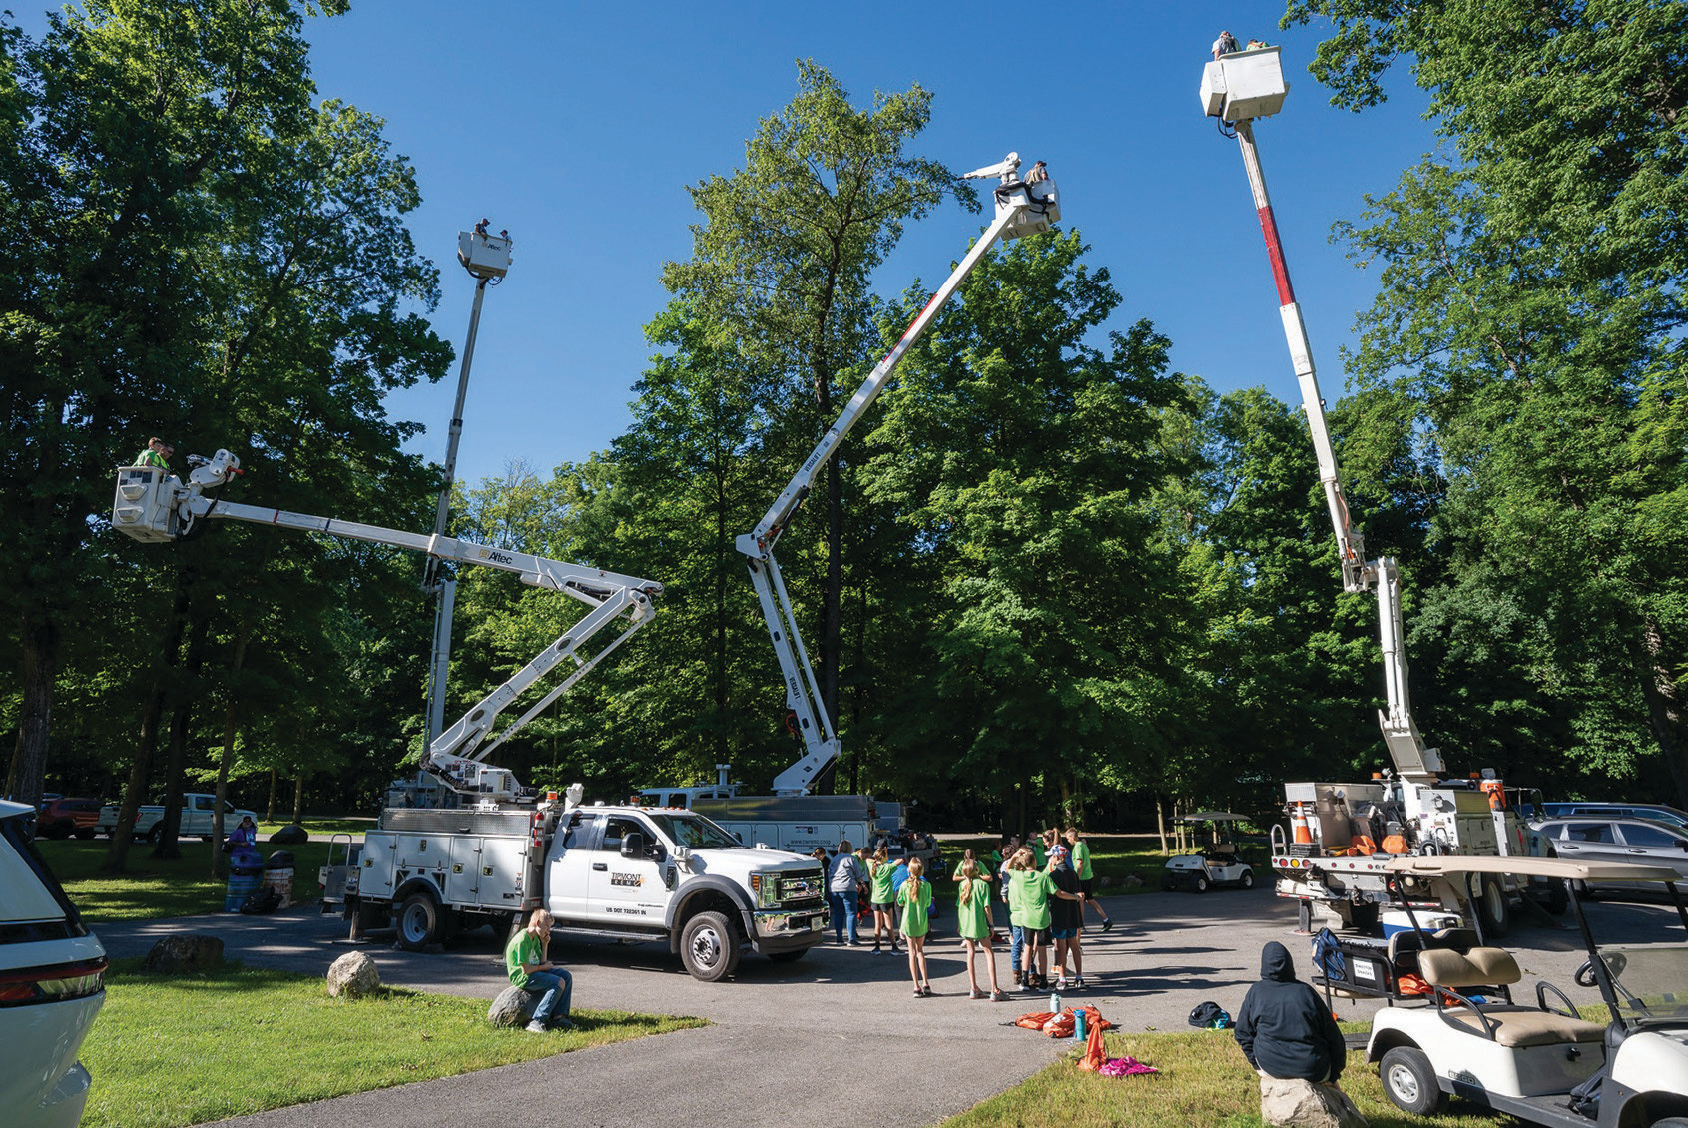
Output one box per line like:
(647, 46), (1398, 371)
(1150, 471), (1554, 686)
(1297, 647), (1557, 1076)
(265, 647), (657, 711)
(644, 813), (744, 851)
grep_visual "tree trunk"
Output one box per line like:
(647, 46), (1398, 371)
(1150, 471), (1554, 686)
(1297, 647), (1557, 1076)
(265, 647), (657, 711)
(291, 773), (305, 825)
(211, 623), (252, 878)
(1638, 618), (1688, 807)
(266, 768), (278, 822)
(1156, 794), (1169, 856)
(7, 608), (59, 810)
(101, 573), (189, 874)
(153, 610), (209, 860)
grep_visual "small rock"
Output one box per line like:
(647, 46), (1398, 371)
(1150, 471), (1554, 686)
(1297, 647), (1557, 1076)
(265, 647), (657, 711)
(269, 825), (309, 845)
(142, 934), (224, 974)
(1120, 873), (1144, 888)
(326, 950), (381, 999)
(488, 985), (538, 1028)
(1259, 1074), (1369, 1128)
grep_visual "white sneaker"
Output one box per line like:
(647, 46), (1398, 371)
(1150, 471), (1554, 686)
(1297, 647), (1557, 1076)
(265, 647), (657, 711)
(524, 1020), (547, 1034)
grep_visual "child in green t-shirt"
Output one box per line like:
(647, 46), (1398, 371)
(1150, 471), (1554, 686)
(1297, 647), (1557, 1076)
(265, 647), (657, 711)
(896, 857), (934, 996)
(1065, 826), (1114, 931)
(955, 859), (1006, 1000)
(868, 847), (900, 954)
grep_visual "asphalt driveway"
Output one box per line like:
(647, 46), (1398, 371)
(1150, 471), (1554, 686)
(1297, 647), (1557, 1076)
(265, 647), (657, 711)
(90, 885), (1683, 1127)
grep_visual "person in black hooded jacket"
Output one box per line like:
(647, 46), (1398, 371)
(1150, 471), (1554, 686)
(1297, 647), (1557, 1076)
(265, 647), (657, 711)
(1234, 940), (1348, 1082)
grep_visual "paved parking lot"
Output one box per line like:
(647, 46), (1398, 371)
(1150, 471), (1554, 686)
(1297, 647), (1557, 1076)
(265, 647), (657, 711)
(91, 882), (1686, 1127)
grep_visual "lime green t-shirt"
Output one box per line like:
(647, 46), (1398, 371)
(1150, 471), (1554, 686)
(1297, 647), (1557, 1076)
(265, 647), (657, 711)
(896, 877), (933, 938)
(1007, 869), (1055, 930)
(505, 930), (542, 988)
(1032, 841), (1048, 869)
(956, 877), (992, 940)
(1071, 840), (1094, 881)
(869, 859), (896, 903)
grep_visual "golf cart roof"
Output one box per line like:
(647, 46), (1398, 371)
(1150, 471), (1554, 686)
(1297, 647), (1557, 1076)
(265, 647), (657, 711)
(1381, 855), (1682, 883)
(1179, 811), (1245, 822)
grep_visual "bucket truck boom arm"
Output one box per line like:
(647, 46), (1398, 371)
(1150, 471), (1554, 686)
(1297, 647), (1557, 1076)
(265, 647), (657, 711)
(112, 452), (662, 800)
(1200, 46), (1441, 779)
(735, 153), (1060, 795)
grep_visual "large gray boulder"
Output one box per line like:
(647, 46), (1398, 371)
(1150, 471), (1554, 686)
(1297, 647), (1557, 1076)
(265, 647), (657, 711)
(326, 951), (381, 999)
(1258, 1074), (1369, 1128)
(487, 985), (538, 1028)
(141, 934), (224, 974)
(269, 824), (309, 845)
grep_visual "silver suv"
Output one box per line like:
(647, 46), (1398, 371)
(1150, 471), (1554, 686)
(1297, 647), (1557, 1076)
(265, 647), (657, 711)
(1, 799), (106, 1126)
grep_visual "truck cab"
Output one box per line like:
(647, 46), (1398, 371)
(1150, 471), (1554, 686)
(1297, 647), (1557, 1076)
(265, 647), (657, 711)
(545, 804), (828, 980)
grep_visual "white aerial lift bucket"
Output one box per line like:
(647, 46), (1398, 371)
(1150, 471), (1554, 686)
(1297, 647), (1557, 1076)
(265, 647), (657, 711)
(457, 231), (513, 280)
(1200, 45), (1288, 122)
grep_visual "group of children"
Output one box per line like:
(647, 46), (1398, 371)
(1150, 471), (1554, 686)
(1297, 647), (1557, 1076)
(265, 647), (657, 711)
(817, 827), (1115, 1000)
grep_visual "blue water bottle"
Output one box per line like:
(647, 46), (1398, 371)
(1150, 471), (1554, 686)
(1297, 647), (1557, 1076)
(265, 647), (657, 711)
(1074, 1009), (1088, 1040)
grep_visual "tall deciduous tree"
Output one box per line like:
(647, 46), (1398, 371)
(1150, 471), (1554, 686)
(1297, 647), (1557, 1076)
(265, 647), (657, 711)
(1284, 0), (1688, 800)
(661, 60), (970, 750)
(858, 230), (1192, 825)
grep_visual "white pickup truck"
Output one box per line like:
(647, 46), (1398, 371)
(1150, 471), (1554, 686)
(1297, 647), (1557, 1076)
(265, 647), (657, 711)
(320, 790), (829, 981)
(95, 793), (260, 844)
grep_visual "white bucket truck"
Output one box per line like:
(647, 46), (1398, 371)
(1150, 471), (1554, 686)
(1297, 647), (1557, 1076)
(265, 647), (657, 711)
(1200, 48), (1544, 936)
(322, 784), (828, 981)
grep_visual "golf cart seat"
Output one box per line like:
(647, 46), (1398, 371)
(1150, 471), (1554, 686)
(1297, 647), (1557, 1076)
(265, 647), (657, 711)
(1388, 926), (1479, 975)
(1420, 947), (1606, 1048)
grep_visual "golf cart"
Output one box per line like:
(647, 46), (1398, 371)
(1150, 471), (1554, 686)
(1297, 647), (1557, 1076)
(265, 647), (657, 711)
(1162, 812), (1255, 893)
(1364, 855), (1688, 1127)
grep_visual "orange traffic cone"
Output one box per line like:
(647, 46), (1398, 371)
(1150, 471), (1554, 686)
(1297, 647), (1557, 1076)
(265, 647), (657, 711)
(1291, 803), (1312, 846)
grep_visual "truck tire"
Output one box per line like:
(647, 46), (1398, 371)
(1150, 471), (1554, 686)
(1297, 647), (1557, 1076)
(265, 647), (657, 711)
(1476, 875), (1510, 938)
(396, 891), (443, 951)
(680, 910), (740, 982)
(75, 829), (96, 841)
(146, 824), (162, 845)
(1380, 1046), (1445, 1114)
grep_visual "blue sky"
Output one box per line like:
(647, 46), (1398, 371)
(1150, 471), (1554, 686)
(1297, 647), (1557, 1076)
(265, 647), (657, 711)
(36, 3), (1440, 488)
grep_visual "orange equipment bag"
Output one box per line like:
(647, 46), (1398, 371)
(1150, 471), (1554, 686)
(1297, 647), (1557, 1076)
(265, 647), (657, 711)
(1043, 1010), (1076, 1038)
(1016, 1011), (1056, 1030)
(1076, 1019), (1107, 1071)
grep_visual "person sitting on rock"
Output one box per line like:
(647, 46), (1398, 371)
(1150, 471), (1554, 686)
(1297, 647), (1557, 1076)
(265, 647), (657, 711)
(1236, 942), (1359, 1126)
(505, 908), (574, 1033)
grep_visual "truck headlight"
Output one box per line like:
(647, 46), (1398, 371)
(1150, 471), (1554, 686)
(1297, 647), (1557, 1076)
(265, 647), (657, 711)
(750, 871), (777, 908)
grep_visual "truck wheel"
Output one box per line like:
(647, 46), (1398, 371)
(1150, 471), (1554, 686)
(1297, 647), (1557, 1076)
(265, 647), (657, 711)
(75, 829), (96, 841)
(396, 892), (443, 951)
(1239, 868), (1255, 889)
(680, 911), (740, 982)
(1476, 875), (1510, 938)
(146, 824), (163, 845)
(1380, 1046), (1445, 1114)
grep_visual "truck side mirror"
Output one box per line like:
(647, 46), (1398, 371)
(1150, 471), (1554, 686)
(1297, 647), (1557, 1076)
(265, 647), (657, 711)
(621, 832), (645, 858)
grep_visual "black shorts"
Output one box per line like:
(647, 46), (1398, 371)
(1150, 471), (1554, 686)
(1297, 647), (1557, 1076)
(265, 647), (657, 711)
(1079, 877), (1096, 896)
(872, 901), (894, 913)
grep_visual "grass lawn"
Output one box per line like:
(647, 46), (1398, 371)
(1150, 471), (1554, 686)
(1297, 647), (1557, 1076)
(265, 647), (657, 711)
(37, 838), (336, 923)
(79, 957), (706, 1128)
(945, 1026), (1509, 1128)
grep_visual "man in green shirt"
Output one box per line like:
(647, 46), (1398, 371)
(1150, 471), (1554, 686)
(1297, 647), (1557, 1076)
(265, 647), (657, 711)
(505, 909), (574, 1032)
(1065, 826), (1114, 931)
(134, 437), (174, 472)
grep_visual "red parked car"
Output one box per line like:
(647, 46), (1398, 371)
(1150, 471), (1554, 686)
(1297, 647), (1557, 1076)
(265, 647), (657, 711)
(36, 798), (102, 840)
